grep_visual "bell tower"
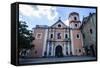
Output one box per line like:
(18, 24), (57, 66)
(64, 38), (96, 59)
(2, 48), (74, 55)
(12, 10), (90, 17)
(69, 12), (81, 29)
(69, 12), (83, 56)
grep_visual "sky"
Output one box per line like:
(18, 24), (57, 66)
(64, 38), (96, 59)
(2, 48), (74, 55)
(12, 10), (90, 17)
(19, 4), (96, 30)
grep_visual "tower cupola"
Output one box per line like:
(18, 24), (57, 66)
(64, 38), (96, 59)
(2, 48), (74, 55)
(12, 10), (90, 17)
(68, 12), (81, 28)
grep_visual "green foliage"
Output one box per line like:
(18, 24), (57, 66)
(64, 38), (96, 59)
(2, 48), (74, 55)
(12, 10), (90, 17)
(18, 21), (35, 49)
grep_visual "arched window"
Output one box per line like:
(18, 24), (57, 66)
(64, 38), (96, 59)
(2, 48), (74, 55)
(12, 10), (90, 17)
(79, 49), (81, 53)
(74, 17), (77, 20)
(36, 33), (42, 39)
(58, 24), (61, 27)
(65, 34), (68, 38)
(57, 33), (61, 39)
(90, 29), (93, 34)
(76, 33), (80, 39)
(75, 24), (77, 27)
(77, 34), (79, 38)
(50, 34), (53, 38)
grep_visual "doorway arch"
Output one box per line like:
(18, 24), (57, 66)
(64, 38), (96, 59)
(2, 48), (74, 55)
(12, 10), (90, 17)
(55, 45), (63, 57)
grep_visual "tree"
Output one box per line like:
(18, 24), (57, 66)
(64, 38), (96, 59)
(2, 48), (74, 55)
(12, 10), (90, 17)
(18, 21), (35, 49)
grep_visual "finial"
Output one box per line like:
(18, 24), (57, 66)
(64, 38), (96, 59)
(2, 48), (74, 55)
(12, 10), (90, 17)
(59, 17), (61, 20)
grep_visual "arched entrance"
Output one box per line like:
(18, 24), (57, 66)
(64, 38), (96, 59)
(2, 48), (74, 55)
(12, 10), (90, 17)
(55, 45), (63, 57)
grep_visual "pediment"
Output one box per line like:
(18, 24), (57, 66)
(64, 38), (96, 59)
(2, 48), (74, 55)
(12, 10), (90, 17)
(51, 19), (68, 28)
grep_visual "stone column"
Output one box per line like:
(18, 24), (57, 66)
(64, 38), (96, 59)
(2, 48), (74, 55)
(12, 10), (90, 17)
(42, 29), (48, 56)
(63, 42), (66, 56)
(47, 42), (49, 56)
(68, 42), (70, 55)
(51, 42), (54, 56)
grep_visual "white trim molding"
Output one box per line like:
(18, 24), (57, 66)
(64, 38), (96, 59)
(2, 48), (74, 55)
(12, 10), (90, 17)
(70, 30), (75, 55)
(42, 29), (48, 56)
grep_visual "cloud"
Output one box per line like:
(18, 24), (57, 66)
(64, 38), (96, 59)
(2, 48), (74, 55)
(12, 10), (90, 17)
(19, 4), (58, 20)
(19, 5), (40, 17)
(64, 19), (69, 26)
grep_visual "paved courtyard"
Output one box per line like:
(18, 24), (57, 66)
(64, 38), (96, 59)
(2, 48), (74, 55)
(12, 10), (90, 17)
(19, 56), (96, 64)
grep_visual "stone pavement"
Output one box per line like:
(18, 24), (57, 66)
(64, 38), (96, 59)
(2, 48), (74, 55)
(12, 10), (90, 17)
(19, 56), (96, 64)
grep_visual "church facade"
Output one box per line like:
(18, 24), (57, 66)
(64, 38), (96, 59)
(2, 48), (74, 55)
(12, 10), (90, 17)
(32, 12), (84, 57)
